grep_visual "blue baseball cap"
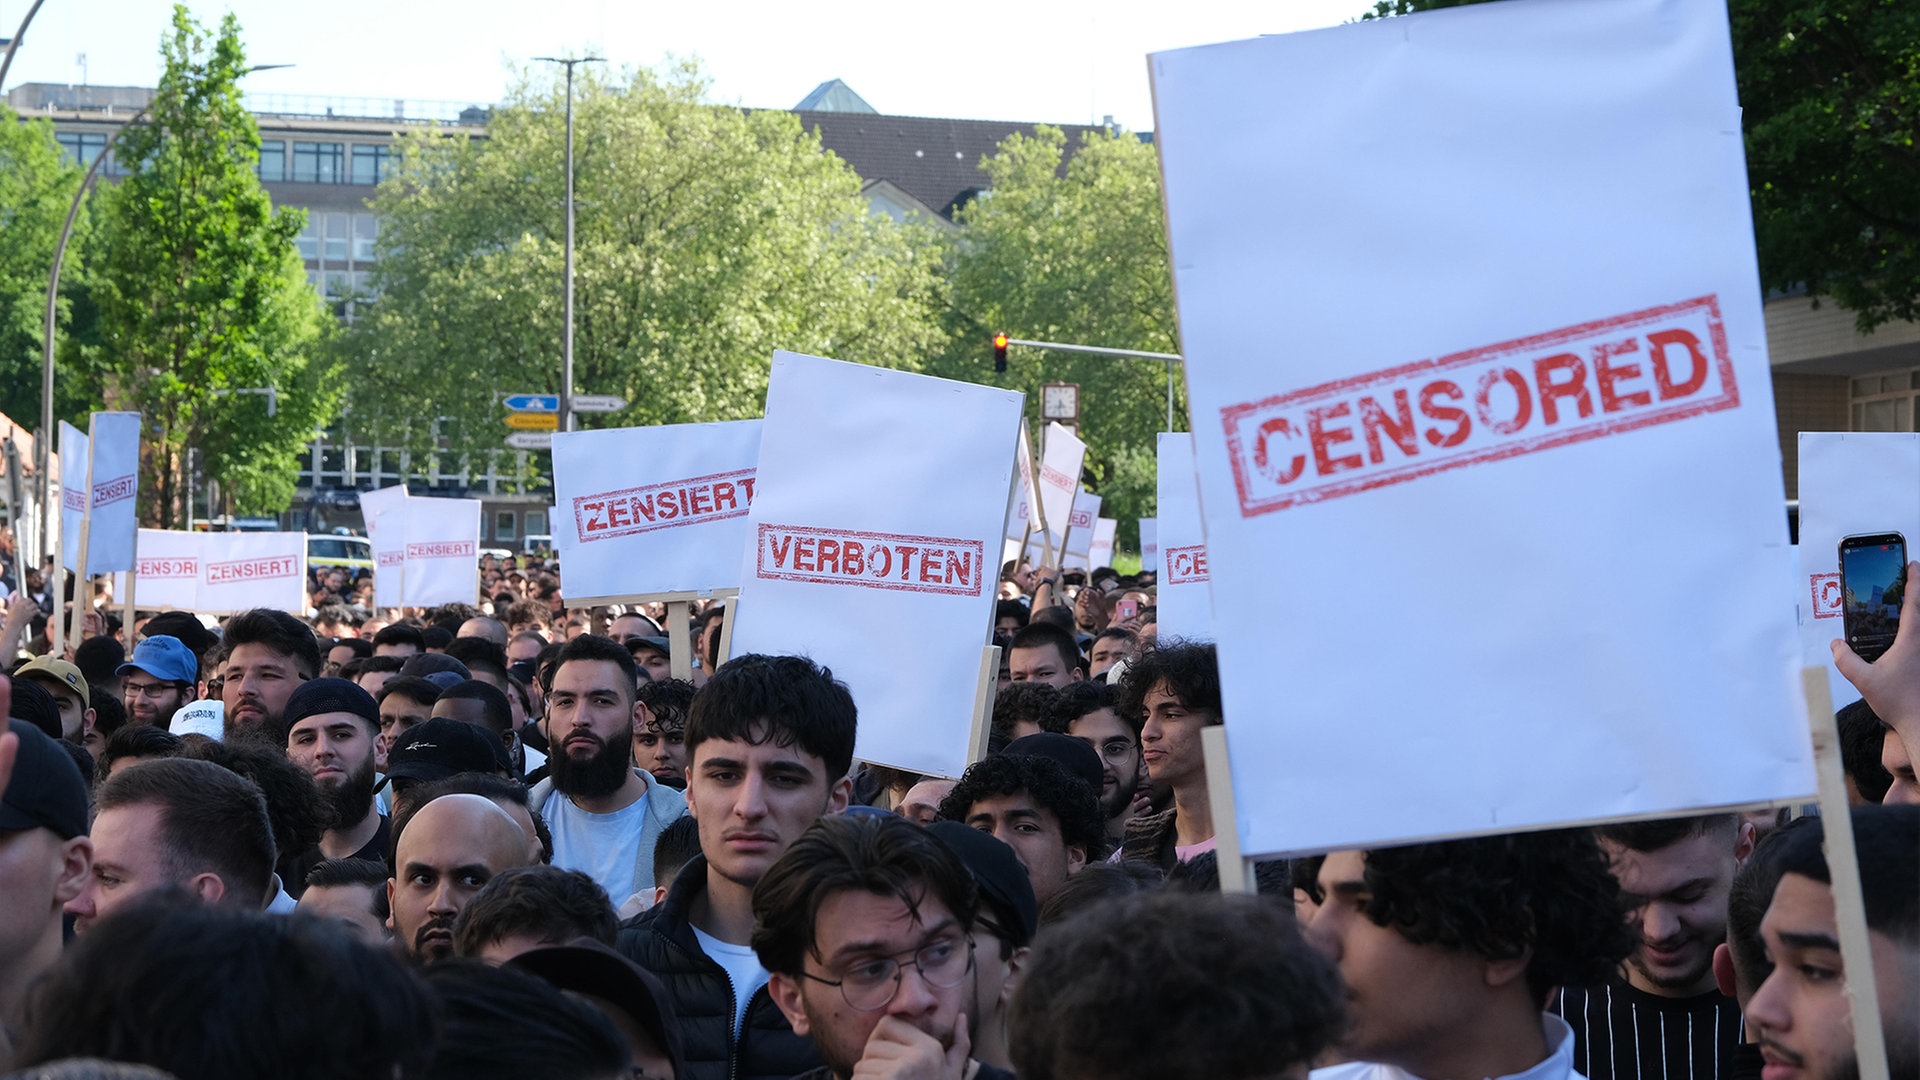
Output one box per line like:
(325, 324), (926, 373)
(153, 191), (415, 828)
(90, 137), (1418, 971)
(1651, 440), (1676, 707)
(116, 634), (199, 685)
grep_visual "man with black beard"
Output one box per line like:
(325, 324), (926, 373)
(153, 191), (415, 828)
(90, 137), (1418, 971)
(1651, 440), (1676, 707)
(280, 678), (390, 890)
(529, 635), (687, 913)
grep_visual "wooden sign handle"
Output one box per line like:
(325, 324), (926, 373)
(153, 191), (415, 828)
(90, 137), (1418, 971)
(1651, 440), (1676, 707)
(667, 600), (693, 681)
(1201, 724), (1250, 894)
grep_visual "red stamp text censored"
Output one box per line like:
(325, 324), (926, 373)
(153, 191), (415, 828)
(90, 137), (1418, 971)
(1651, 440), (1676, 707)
(1220, 296), (1739, 516)
(755, 525), (986, 597)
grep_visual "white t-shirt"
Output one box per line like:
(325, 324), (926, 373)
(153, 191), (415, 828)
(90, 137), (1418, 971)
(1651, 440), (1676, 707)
(1311, 1014), (1579, 1080)
(541, 791), (651, 903)
(692, 924), (771, 1037)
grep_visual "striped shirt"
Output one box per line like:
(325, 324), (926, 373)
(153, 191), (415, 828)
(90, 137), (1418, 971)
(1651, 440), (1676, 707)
(1554, 980), (1743, 1080)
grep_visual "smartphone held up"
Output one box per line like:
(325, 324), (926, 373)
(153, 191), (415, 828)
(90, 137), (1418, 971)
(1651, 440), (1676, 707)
(1839, 532), (1907, 663)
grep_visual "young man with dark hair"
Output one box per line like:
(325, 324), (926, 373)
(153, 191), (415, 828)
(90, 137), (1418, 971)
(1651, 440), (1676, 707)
(989, 682), (1058, 753)
(1834, 699), (1894, 803)
(1007, 622), (1083, 688)
(753, 814), (1013, 1080)
(375, 675), (440, 768)
(421, 959), (634, 1079)
(94, 722), (181, 782)
(351, 653), (406, 698)
(432, 678), (523, 777)
(646, 813), (703, 911)
(1302, 829), (1637, 1080)
(1044, 679), (1142, 845)
(451, 864), (618, 962)
(297, 856), (392, 945)
(1115, 640), (1221, 869)
(280, 678), (390, 889)
(0, 718), (93, 1043)
(1013, 891), (1345, 1080)
(1745, 804), (1919, 1080)
(371, 622), (425, 658)
(616, 653), (857, 1080)
(65, 757), (279, 932)
(13, 656), (94, 743)
(505, 599), (553, 638)
(1086, 626), (1138, 680)
(530, 634), (686, 911)
(387, 792), (539, 963)
(635, 676), (696, 789)
(937, 753), (1102, 906)
(220, 607), (322, 738)
(1557, 813), (1755, 1080)
(993, 598), (1028, 637)
(1707, 817), (1816, 1080)
(115, 635), (199, 729)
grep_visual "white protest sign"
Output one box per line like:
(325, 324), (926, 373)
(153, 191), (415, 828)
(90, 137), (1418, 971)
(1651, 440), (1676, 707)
(359, 484), (409, 608)
(1152, 0), (1811, 856)
(401, 497), (481, 606)
(1034, 422), (1085, 555)
(1138, 517), (1157, 573)
(553, 420), (761, 601)
(58, 421), (86, 572)
(132, 529), (204, 612)
(1155, 434), (1211, 641)
(1026, 490), (1103, 569)
(83, 412), (140, 573)
(1089, 517), (1117, 570)
(198, 531), (307, 614)
(1003, 423), (1044, 542)
(732, 351), (1022, 778)
(1795, 433), (1920, 712)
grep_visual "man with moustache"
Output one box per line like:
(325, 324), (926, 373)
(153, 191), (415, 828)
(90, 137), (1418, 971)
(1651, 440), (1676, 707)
(530, 635), (686, 912)
(279, 678), (390, 887)
(116, 635), (198, 730)
(387, 792), (535, 963)
(221, 608), (322, 739)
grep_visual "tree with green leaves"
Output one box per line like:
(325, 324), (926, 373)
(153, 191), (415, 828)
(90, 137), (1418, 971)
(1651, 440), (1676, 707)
(86, 5), (336, 525)
(343, 60), (949, 471)
(0, 105), (90, 431)
(937, 125), (1176, 547)
(1369, 0), (1920, 331)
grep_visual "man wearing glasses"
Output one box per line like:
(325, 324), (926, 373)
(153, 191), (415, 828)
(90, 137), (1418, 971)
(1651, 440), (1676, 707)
(117, 634), (199, 729)
(1046, 680), (1145, 848)
(753, 814), (1015, 1080)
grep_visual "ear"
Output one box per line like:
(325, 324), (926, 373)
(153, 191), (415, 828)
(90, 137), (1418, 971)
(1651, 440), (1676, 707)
(1065, 844), (1088, 876)
(1712, 941), (1739, 999)
(827, 774), (853, 815)
(633, 702), (653, 735)
(767, 972), (812, 1036)
(1734, 821), (1757, 865)
(192, 872), (229, 907)
(386, 878), (398, 932)
(55, 836), (93, 904)
(83, 707), (97, 739)
(1482, 944), (1532, 991)
(998, 945), (1030, 1009)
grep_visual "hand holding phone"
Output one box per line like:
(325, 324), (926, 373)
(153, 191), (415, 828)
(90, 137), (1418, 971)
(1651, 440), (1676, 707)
(1839, 532), (1906, 663)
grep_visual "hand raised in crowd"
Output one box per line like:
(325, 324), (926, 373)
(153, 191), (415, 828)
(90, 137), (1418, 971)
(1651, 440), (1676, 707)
(1832, 559), (1920, 739)
(852, 1012), (971, 1080)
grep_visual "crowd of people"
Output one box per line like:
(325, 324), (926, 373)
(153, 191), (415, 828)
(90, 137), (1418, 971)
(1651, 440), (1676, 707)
(0, 543), (1916, 1080)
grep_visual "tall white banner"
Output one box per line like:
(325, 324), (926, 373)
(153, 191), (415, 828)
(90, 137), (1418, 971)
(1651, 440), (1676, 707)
(1154, 434), (1211, 641)
(1088, 517), (1117, 571)
(84, 412), (140, 573)
(1152, 0), (1811, 856)
(1138, 517), (1157, 576)
(359, 484), (409, 608)
(198, 531), (307, 614)
(553, 420), (761, 600)
(1034, 422), (1085, 555)
(402, 498), (481, 607)
(732, 352), (1023, 779)
(1003, 423), (1044, 543)
(58, 421), (86, 572)
(132, 529), (204, 612)
(1025, 490), (1103, 569)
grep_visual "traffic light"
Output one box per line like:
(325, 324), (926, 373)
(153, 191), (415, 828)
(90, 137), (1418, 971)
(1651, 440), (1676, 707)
(993, 332), (1009, 373)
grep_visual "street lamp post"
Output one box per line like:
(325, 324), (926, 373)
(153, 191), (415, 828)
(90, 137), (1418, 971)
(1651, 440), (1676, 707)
(0, 0), (48, 94)
(533, 55), (602, 436)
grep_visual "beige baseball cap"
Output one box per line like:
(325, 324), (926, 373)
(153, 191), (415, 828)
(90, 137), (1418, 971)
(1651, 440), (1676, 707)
(15, 656), (89, 709)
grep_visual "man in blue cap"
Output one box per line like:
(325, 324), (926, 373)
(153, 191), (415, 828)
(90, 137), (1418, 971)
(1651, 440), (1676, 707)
(0, 712), (93, 1046)
(117, 634), (199, 730)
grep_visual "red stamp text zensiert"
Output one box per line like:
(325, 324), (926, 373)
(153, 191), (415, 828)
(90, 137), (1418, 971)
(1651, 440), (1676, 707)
(574, 469), (756, 544)
(206, 556), (298, 584)
(756, 524), (985, 597)
(1219, 296), (1740, 516)
(406, 541), (476, 560)
(1165, 544), (1209, 585)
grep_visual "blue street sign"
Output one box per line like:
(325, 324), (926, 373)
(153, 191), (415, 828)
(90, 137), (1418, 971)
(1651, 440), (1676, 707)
(504, 394), (559, 412)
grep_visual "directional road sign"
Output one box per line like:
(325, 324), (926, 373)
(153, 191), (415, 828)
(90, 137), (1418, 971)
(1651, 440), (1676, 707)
(504, 393), (559, 413)
(505, 432), (553, 450)
(506, 411), (559, 431)
(571, 394), (628, 413)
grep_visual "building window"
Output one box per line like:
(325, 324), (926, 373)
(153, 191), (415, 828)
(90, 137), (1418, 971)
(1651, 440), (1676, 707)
(292, 141), (344, 183)
(55, 131), (107, 169)
(324, 212), (350, 262)
(297, 218), (320, 262)
(495, 511), (517, 542)
(1849, 368), (1920, 432)
(350, 144), (391, 185)
(525, 510), (547, 537)
(353, 214), (378, 262)
(259, 139), (286, 182)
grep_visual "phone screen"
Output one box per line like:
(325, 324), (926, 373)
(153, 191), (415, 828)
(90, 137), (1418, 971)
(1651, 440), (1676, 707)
(1840, 533), (1907, 660)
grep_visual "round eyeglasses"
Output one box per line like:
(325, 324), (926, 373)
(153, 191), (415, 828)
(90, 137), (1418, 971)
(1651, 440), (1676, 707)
(799, 936), (975, 1011)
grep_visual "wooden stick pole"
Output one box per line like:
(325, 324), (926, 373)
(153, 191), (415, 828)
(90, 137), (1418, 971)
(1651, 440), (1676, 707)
(69, 521), (90, 649)
(1801, 666), (1890, 1080)
(1201, 725), (1250, 894)
(123, 567), (136, 638)
(666, 599), (692, 680)
(965, 644), (1000, 769)
(49, 558), (64, 657)
(714, 598), (737, 668)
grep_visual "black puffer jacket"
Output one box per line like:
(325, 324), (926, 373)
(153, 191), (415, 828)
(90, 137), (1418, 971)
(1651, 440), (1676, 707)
(615, 855), (823, 1080)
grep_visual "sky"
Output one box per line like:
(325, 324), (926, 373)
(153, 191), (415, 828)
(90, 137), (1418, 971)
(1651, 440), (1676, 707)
(0, 0), (1378, 130)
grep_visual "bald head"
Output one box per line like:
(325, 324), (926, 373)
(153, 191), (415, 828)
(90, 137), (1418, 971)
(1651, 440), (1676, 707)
(458, 617), (510, 648)
(388, 794), (534, 961)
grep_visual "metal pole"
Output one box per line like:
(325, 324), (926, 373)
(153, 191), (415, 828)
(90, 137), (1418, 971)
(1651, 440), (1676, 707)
(0, 0), (48, 94)
(535, 55), (601, 435)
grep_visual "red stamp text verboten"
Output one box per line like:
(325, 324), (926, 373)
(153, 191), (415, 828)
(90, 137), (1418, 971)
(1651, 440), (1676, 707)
(756, 524), (985, 597)
(1219, 296), (1740, 516)
(1165, 545), (1210, 585)
(207, 556), (298, 584)
(407, 541), (477, 560)
(1810, 573), (1842, 619)
(574, 469), (756, 543)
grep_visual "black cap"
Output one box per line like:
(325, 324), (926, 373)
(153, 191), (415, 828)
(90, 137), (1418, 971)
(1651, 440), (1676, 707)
(0, 718), (90, 839)
(281, 677), (381, 738)
(1001, 732), (1104, 798)
(141, 611), (215, 657)
(926, 821), (1038, 947)
(7, 677), (62, 740)
(379, 717), (511, 788)
(510, 939), (683, 1066)
(400, 653), (471, 681)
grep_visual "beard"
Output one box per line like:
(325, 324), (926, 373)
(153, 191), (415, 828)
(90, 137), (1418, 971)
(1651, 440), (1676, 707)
(318, 757), (378, 831)
(551, 726), (635, 800)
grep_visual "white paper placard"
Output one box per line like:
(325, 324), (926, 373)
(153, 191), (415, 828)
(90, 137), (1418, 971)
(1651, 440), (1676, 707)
(84, 412), (140, 573)
(1154, 433), (1212, 641)
(1035, 422), (1085, 552)
(1027, 490), (1104, 569)
(1795, 433), (1920, 712)
(58, 421), (86, 572)
(1003, 423), (1044, 542)
(401, 498), (481, 607)
(553, 420), (761, 599)
(359, 484), (409, 608)
(198, 531), (307, 615)
(1089, 517), (1118, 570)
(132, 529), (205, 612)
(1152, 0), (1812, 856)
(1138, 517), (1157, 574)
(732, 351), (1023, 778)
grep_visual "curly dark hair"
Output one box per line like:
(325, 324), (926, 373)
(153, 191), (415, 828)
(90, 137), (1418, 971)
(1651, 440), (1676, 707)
(451, 865), (617, 957)
(636, 677), (697, 735)
(1115, 639), (1220, 732)
(223, 608), (324, 679)
(991, 682), (1061, 750)
(937, 753), (1106, 861)
(1010, 891), (1344, 1080)
(1297, 827), (1636, 1000)
(1835, 699), (1894, 803)
(1042, 680), (1116, 734)
(686, 654), (856, 782)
